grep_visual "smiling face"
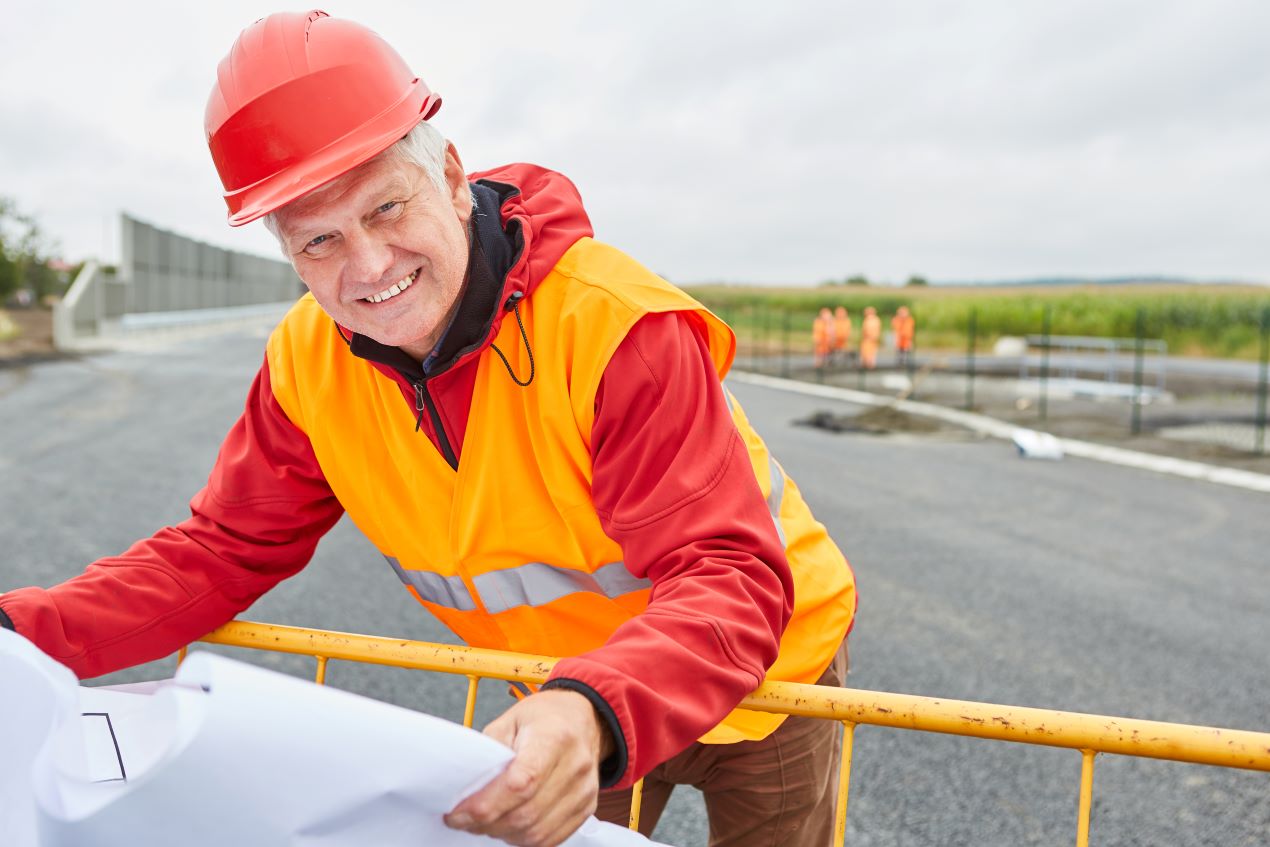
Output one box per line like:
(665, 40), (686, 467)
(274, 142), (473, 361)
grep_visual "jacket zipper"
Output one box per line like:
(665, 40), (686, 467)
(414, 380), (458, 470)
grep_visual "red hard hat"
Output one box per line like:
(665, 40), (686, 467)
(205, 10), (442, 226)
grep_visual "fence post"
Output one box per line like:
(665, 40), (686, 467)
(966, 308), (978, 410)
(782, 310), (791, 378)
(1131, 308), (1145, 436)
(1256, 306), (1269, 455)
(907, 333), (917, 400)
(760, 303), (770, 375)
(1039, 305), (1052, 422)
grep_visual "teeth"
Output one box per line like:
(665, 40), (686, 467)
(366, 271), (417, 304)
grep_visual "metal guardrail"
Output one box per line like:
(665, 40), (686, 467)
(180, 621), (1270, 846)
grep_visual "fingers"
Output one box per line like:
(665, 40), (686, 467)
(482, 708), (518, 748)
(493, 782), (596, 847)
(457, 749), (596, 847)
(445, 692), (603, 847)
(446, 722), (557, 833)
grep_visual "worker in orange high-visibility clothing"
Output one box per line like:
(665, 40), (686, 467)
(892, 305), (915, 365)
(832, 306), (851, 365)
(860, 306), (882, 369)
(812, 306), (833, 368)
(0, 11), (855, 847)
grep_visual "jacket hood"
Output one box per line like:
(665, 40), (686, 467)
(473, 163), (594, 305)
(343, 163), (593, 380)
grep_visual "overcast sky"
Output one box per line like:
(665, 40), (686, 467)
(2, 1), (1268, 285)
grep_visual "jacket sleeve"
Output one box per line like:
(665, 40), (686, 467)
(543, 311), (794, 790)
(0, 356), (344, 679)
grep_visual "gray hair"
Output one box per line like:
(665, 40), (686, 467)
(261, 121), (450, 248)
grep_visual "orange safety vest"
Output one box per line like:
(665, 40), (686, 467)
(893, 314), (915, 348)
(832, 316), (851, 350)
(861, 314), (881, 343)
(813, 316), (830, 351)
(266, 237), (856, 742)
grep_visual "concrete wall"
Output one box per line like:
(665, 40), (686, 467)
(120, 214), (301, 313)
(54, 214), (303, 349)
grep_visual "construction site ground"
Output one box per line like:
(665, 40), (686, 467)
(752, 353), (1270, 477)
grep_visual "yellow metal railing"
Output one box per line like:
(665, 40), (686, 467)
(178, 621), (1270, 846)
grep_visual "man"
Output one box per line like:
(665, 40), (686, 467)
(860, 306), (882, 370)
(813, 306), (833, 368)
(832, 306), (852, 365)
(0, 11), (855, 847)
(892, 305), (916, 366)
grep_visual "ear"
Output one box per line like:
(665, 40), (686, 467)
(444, 142), (473, 223)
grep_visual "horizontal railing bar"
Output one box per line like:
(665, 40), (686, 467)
(199, 620), (556, 679)
(197, 620), (1270, 773)
(738, 684), (1270, 772)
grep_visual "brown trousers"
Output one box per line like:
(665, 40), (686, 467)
(596, 641), (849, 847)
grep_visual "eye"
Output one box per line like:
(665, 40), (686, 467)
(376, 201), (401, 216)
(300, 232), (336, 256)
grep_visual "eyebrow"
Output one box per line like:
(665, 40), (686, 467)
(284, 176), (415, 246)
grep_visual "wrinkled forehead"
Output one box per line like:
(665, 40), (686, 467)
(274, 153), (423, 232)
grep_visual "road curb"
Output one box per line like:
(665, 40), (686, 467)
(728, 371), (1270, 495)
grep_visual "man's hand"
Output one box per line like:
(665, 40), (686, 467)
(445, 689), (615, 847)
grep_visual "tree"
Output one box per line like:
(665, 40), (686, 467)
(0, 196), (62, 303)
(905, 275), (929, 287)
(846, 274), (870, 287)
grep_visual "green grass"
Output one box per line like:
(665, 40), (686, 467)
(684, 284), (1270, 359)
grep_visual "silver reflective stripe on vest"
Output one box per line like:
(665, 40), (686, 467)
(768, 455), (788, 547)
(386, 556), (477, 611)
(473, 560), (651, 615)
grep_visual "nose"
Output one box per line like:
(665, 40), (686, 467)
(341, 226), (395, 292)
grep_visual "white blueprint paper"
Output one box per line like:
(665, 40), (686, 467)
(0, 630), (664, 847)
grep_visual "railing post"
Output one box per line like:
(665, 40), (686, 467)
(1075, 749), (1097, 847)
(629, 778), (645, 831)
(834, 722), (856, 847)
(314, 655), (328, 685)
(463, 674), (480, 728)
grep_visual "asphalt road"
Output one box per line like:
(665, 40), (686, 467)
(1, 325), (1267, 846)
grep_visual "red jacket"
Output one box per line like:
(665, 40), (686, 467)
(0, 165), (793, 789)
